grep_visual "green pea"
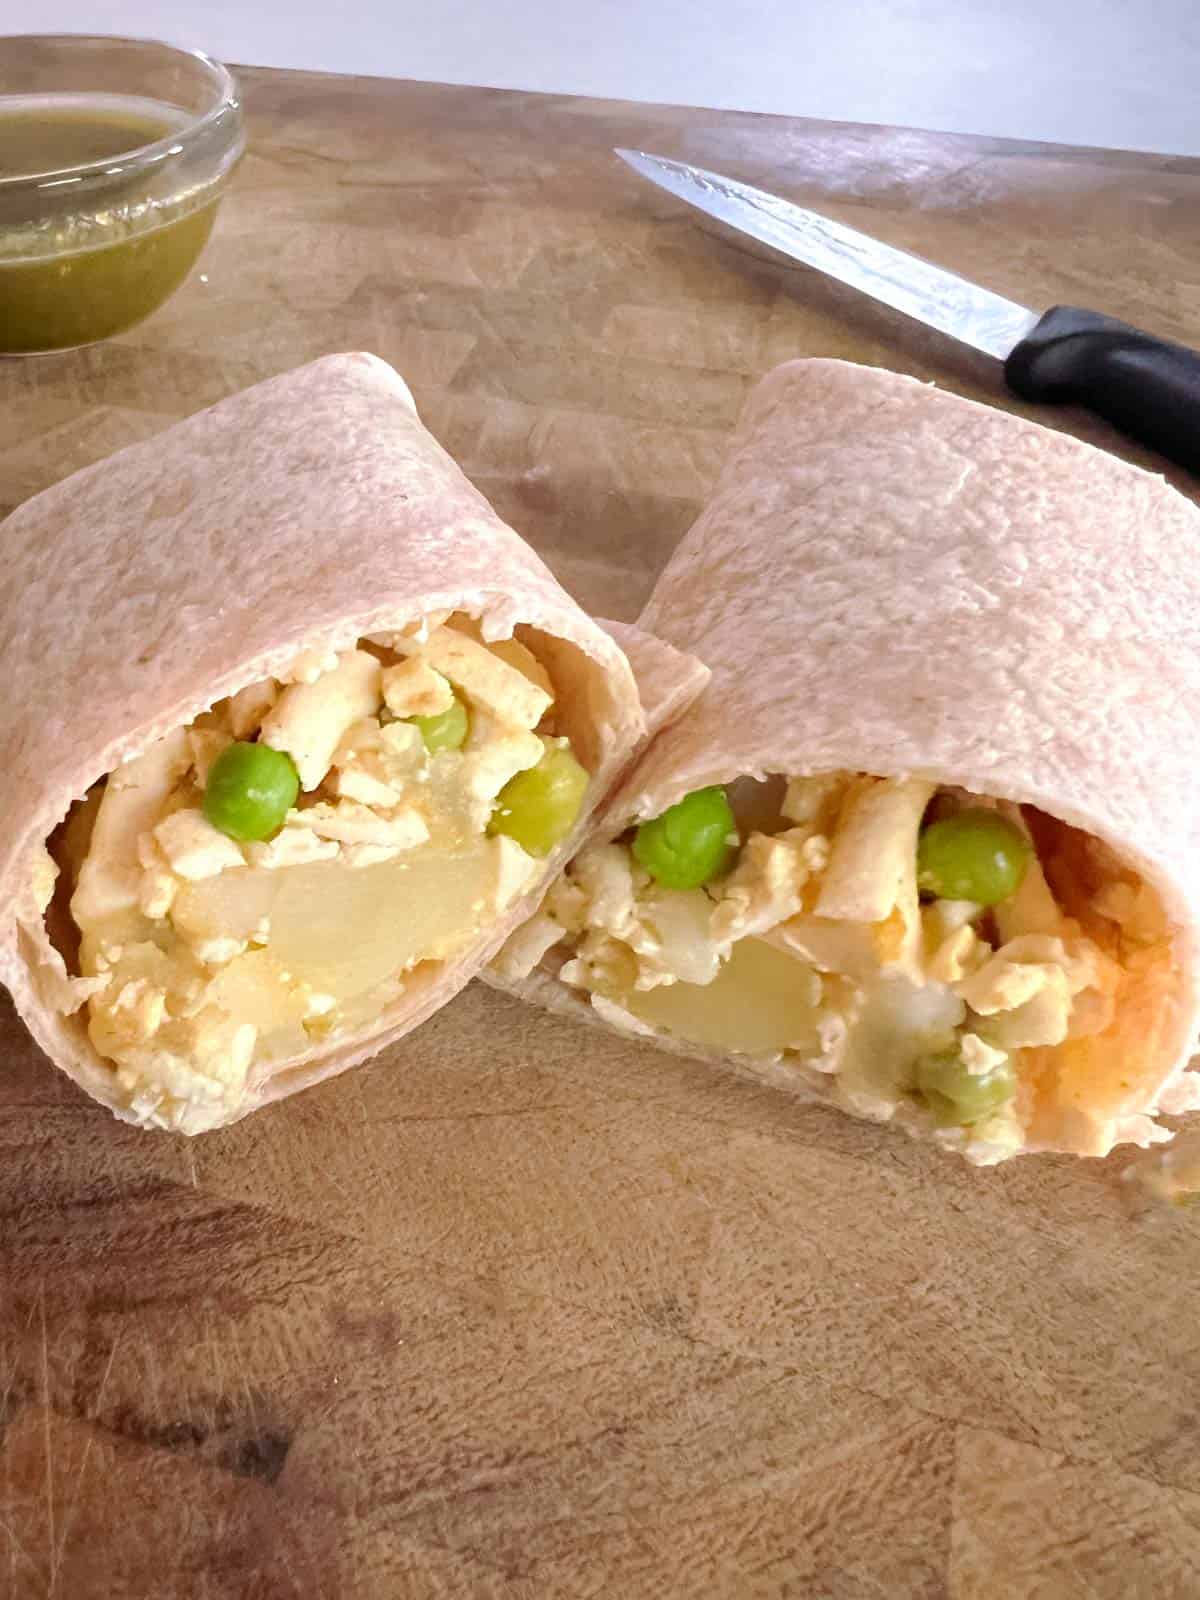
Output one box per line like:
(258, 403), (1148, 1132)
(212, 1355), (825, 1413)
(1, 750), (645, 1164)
(632, 785), (737, 891)
(916, 807), (1032, 906)
(915, 1048), (1017, 1127)
(203, 741), (299, 842)
(488, 738), (589, 858)
(410, 693), (469, 753)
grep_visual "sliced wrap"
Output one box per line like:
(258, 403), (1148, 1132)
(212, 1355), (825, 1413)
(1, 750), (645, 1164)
(0, 353), (703, 1133)
(493, 358), (1200, 1164)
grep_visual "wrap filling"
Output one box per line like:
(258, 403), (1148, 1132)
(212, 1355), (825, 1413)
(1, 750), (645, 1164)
(496, 772), (1179, 1164)
(38, 615), (591, 1128)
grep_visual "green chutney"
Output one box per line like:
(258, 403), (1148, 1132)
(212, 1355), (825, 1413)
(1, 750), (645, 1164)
(0, 94), (223, 353)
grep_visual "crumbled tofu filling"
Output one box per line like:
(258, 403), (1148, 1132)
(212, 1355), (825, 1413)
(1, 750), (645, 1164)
(496, 772), (1176, 1165)
(45, 616), (585, 1125)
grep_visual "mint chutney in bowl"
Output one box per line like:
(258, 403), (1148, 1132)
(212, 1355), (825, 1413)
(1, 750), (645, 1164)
(0, 35), (244, 354)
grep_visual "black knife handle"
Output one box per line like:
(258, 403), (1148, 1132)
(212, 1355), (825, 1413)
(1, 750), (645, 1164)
(1004, 305), (1200, 474)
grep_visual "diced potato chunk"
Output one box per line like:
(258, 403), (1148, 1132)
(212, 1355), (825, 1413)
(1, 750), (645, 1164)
(623, 938), (825, 1056)
(268, 837), (503, 1001)
(207, 949), (315, 1035)
(171, 867), (282, 943)
(174, 832), (520, 1028)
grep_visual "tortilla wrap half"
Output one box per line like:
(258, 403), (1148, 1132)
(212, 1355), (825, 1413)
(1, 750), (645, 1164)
(491, 358), (1200, 1163)
(0, 353), (703, 1133)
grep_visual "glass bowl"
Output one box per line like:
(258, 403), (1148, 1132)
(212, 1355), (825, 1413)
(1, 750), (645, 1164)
(0, 34), (244, 355)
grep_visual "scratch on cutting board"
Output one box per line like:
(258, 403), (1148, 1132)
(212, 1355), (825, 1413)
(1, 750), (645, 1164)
(39, 1285), (55, 1597)
(1, 1320), (37, 1589)
(141, 1335), (166, 1452)
(0, 1521), (24, 1595)
(187, 1146), (199, 1189)
(226, 1323), (259, 1440)
(1, 1305), (41, 1590)
(49, 1331), (120, 1590)
(203, 1307), (228, 1437)
(354, 1073), (386, 1202)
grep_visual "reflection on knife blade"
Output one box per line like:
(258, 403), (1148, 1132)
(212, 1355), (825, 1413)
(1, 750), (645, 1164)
(615, 148), (1039, 361)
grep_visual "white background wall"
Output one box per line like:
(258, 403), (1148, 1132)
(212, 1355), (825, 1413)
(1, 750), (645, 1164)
(19, 0), (1200, 156)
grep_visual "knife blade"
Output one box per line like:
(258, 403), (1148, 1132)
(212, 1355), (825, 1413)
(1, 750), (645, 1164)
(616, 147), (1200, 475)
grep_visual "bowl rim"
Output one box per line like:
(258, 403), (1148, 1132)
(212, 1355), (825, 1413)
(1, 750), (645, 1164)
(0, 33), (242, 194)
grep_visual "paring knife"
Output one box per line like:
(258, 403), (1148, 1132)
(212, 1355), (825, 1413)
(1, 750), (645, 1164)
(616, 147), (1200, 474)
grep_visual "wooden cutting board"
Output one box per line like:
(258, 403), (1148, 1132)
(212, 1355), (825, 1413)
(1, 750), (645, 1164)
(3, 66), (1200, 1600)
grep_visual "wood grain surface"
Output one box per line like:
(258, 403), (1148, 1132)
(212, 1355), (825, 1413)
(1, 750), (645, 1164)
(3, 66), (1200, 1600)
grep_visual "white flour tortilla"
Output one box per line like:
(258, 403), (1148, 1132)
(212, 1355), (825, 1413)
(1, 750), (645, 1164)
(492, 359), (1200, 1159)
(0, 354), (703, 1132)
